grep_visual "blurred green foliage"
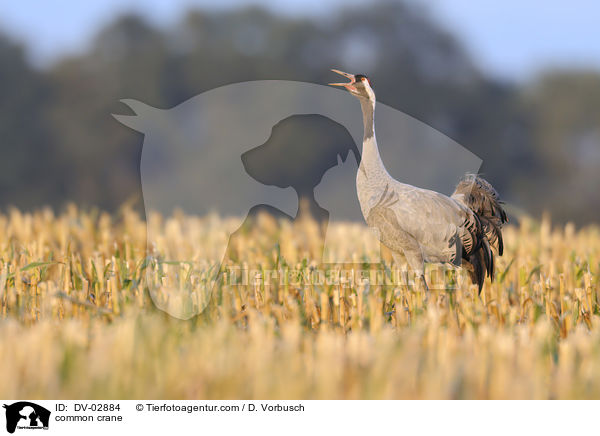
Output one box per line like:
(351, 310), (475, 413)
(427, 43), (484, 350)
(0, 2), (598, 223)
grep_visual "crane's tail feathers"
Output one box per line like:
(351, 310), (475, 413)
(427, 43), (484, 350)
(482, 237), (494, 280)
(453, 174), (508, 293)
(461, 250), (485, 293)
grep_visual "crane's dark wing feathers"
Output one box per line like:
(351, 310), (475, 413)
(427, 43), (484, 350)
(451, 174), (508, 293)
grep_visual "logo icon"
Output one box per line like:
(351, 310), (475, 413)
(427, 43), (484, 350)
(3, 402), (50, 434)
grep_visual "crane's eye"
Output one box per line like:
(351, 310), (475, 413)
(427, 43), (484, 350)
(354, 74), (371, 85)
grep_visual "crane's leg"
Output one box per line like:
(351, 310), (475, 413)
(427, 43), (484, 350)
(419, 274), (429, 293)
(380, 228), (428, 293)
(390, 248), (428, 293)
(390, 251), (408, 287)
(402, 247), (428, 294)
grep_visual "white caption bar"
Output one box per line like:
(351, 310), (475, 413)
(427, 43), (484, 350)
(1, 400), (597, 435)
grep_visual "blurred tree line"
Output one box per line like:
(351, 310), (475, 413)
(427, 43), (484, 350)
(0, 2), (598, 224)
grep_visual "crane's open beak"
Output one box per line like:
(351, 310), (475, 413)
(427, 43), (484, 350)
(329, 69), (357, 93)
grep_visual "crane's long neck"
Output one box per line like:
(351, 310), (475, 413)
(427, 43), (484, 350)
(359, 97), (387, 180)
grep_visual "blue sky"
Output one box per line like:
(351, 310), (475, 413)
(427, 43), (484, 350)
(1, 0), (599, 81)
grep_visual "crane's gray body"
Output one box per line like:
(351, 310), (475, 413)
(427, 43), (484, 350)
(355, 96), (480, 278)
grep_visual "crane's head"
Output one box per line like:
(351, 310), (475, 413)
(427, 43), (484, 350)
(329, 69), (375, 102)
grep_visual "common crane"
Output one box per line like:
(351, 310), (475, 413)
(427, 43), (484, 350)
(329, 69), (507, 292)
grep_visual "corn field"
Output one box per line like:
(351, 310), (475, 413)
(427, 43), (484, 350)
(0, 205), (599, 399)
